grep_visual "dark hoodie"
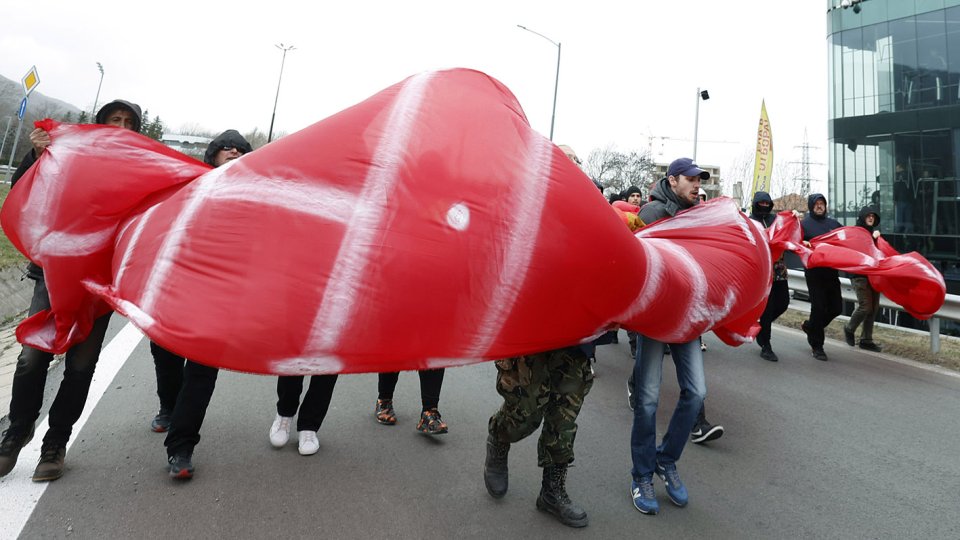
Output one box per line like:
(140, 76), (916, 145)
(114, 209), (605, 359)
(749, 191), (776, 228)
(11, 99), (143, 279)
(855, 205), (880, 233)
(750, 191), (787, 281)
(849, 205), (881, 279)
(12, 99), (144, 188)
(94, 99), (144, 133)
(800, 193), (841, 241)
(639, 177), (693, 224)
(203, 129), (253, 166)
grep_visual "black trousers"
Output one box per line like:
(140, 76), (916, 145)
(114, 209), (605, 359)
(151, 341), (184, 413)
(757, 280), (790, 349)
(378, 369), (445, 410)
(7, 277), (112, 447)
(276, 375), (339, 432)
(803, 268), (842, 349)
(153, 343), (219, 458)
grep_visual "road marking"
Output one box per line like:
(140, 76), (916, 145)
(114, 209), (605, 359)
(0, 321), (143, 539)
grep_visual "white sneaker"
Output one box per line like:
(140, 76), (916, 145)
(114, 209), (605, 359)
(269, 415), (293, 448)
(298, 430), (319, 456)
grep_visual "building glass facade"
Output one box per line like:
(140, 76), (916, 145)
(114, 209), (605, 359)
(828, 0), (960, 294)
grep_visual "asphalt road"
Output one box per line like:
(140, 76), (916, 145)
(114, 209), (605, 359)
(2, 318), (959, 539)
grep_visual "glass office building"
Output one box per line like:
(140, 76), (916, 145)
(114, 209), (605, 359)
(828, 0), (960, 294)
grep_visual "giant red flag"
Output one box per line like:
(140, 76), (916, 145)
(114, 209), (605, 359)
(10, 68), (930, 375)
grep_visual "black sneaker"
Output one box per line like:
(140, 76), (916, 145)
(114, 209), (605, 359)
(168, 454), (194, 480)
(843, 327), (856, 347)
(760, 346), (779, 362)
(859, 340), (882, 352)
(690, 421), (724, 444)
(812, 348), (828, 361)
(151, 409), (172, 433)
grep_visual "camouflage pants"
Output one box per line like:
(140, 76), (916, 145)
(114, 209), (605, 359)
(488, 347), (594, 467)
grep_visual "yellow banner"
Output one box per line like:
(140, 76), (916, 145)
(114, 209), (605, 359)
(750, 100), (773, 200)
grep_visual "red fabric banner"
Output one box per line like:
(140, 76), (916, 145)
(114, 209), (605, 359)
(1, 69), (944, 374)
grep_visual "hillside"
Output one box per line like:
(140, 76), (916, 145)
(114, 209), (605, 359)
(0, 73), (82, 165)
(0, 73), (81, 120)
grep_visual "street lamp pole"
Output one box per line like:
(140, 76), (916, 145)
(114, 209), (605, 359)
(517, 25), (561, 141)
(693, 88), (710, 161)
(91, 62), (104, 118)
(268, 43), (295, 143)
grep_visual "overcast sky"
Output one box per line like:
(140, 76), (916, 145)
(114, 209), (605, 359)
(0, 0), (829, 193)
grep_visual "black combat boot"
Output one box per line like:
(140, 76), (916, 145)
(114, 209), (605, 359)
(483, 434), (510, 498)
(0, 426), (35, 477)
(536, 464), (588, 528)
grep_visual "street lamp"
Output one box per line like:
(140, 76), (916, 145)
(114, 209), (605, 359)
(268, 43), (295, 143)
(91, 62), (104, 119)
(517, 24), (561, 141)
(692, 88), (710, 161)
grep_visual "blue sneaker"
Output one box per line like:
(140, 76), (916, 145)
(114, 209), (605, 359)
(631, 474), (659, 515)
(655, 463), (688, 507)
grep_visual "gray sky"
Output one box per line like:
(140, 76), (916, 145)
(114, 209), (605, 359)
(0, 0), (828, 194)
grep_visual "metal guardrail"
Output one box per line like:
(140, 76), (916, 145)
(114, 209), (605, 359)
(786, 269), (960, 353)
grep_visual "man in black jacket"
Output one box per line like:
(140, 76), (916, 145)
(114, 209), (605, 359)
(750, 191), (790, 362)
(800, 193), (842, 361)
(0, 100), (142, 481)
(157, 129), (253, 480)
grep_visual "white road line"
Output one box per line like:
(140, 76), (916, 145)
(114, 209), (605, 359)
(0, 322), (144, 539)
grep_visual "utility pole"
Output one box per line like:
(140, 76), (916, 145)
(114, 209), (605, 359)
(791, 129), (823, 195)
(268, 43), (295, 143)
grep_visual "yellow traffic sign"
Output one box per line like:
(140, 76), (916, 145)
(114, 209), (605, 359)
(22, 66), (40, 96)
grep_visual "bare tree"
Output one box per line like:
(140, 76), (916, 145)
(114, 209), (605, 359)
(771, 161), (802, 200)
(583, 144), (656, 198)
(723, 148), (755, 208)
(176, 123), (218, 138)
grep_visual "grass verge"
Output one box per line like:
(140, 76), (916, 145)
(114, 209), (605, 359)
(0, 183), (27, 270)
(776, 308), (960, 372)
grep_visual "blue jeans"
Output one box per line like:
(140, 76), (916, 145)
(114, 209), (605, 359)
(630, 336), (706, 479)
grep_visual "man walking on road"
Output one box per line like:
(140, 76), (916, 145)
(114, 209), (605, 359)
(750, 191), (790, 362)
(160, 129), (253, 480)
(629, 157), (712, 515)
(482, 145), (596, 529)
(800, 193), (842, 361)
(0, 100), (143, 482)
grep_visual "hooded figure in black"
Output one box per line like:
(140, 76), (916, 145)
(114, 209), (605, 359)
(203, 129), (253, 167)
(842, 206), (883, 352)
(157, 129), (257, 480)
(800, 193), (843, 361)
(749, 192), (789, 361)
(0, 99), (143, 482)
